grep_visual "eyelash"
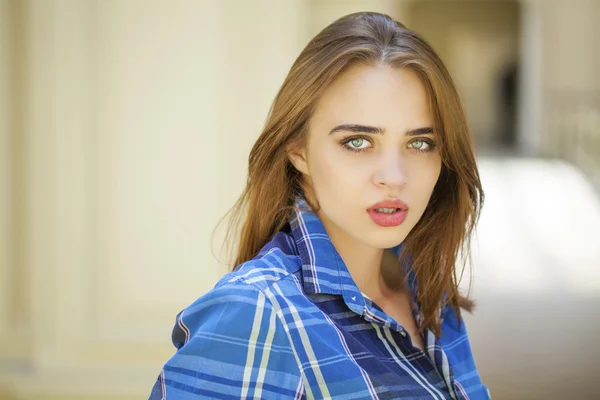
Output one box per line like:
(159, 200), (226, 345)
(340, 136), (437, 154)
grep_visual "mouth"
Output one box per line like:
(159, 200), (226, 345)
(367, 199), (409, 227)
(368, 199), (408, 212)
(372, 207), (401, 214)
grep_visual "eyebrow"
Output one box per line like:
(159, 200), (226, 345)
(328, 124), (434, 136)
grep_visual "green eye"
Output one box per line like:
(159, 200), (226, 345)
(409, 140), (430, 151)
(342, 137), (371, 152)
(350, 138), (365, 148)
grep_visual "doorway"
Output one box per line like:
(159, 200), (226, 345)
(406, 0), (521, 152)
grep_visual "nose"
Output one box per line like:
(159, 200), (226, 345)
(373, 150), (407, 191)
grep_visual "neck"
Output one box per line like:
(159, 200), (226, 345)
(317, 211), (390, 299)
(338, 238), (384, 298)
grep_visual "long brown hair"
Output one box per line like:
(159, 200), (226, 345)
(220, 12), (484, 336)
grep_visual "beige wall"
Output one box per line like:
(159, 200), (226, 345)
(0, 0), (310, 398)
(307, 0), (403, 35)
(538, 0), (600, 184)
(541, 0), (599, 92)
(0, 0), (14, 360)
(0, 0), (30, 376)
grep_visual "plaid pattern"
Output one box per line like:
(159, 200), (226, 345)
(149, 197), (491, 399)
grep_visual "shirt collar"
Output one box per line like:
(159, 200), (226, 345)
(288, 195), (366, 315)
(287, 195), (429, 326)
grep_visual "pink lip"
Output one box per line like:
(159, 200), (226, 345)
(367, 199), (409, 227)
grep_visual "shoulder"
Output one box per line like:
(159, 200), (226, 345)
(155, 263), (305, 398)
(439, 304), (491, 398)
(171, 271), (303, 353)
(439, 303), (470, 348)
(174, 237), (304, 342)
(215, 233), (303, 292)
(438, 304), (476, 368)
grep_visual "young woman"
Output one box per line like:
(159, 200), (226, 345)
(150, 12), (489, 400)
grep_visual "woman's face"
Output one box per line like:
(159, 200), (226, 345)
(289, 64), (442, 250)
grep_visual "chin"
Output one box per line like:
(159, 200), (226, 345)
(365, 230), (407, 250)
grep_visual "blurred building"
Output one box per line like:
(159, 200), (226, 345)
(0, 1), (598, 399)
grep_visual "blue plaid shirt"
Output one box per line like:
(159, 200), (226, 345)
(149, 197), (490, 399)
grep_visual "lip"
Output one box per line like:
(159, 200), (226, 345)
(368, 199), (409, 211)
(367, 199), (409, 227)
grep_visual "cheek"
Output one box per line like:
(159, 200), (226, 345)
(308, 146), (365, 194)
(410, 159), (441, 206)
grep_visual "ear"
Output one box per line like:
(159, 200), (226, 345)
(286, 142), (310, 176)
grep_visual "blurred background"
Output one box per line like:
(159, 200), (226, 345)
(0, 0), (599, 399)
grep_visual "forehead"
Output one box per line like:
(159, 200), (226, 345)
(310, 64), (433, 132)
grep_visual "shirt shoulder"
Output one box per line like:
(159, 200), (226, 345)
(151, 276), (304, 399)
(215, 232), (303, 292)
(440, 305), (491, 399)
